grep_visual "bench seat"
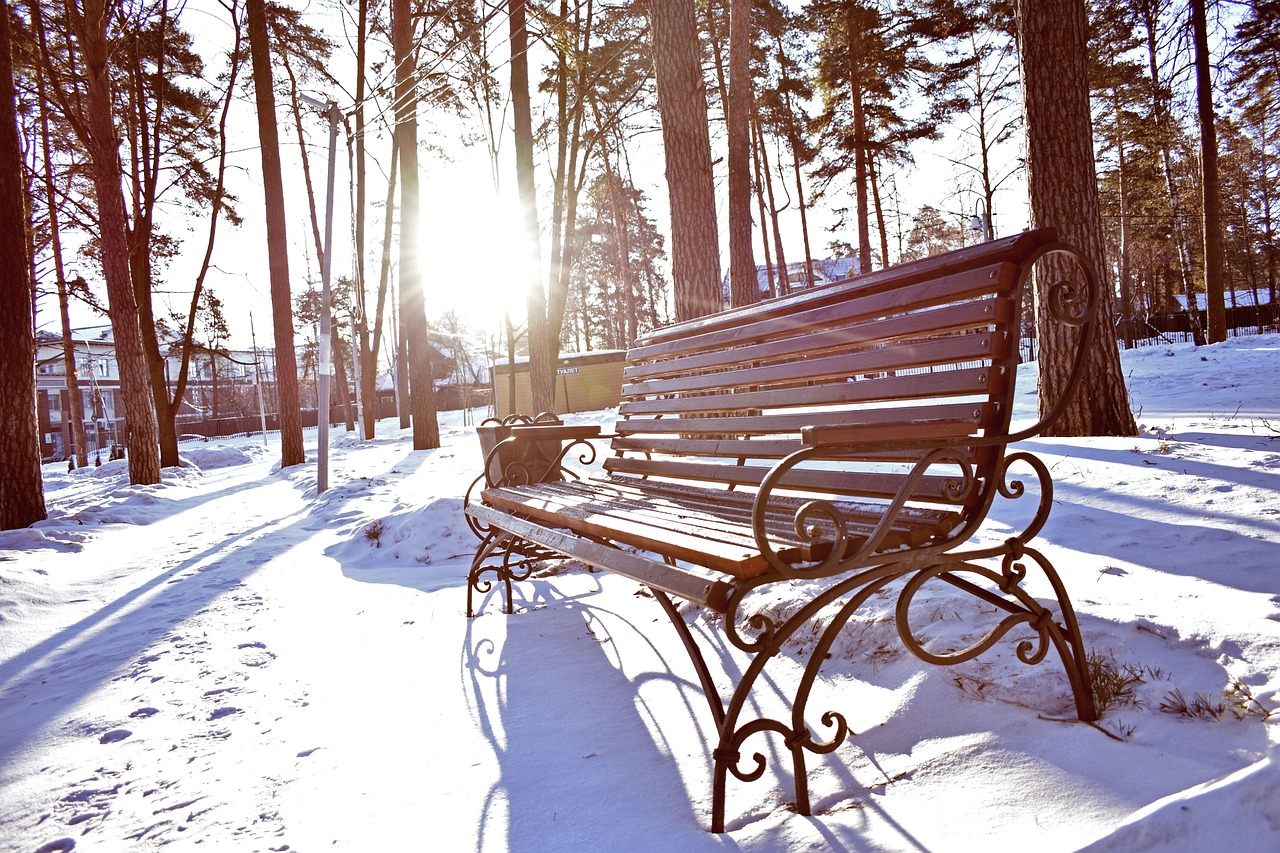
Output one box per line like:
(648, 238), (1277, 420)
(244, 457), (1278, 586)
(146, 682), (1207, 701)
(481, 475), (963, 581)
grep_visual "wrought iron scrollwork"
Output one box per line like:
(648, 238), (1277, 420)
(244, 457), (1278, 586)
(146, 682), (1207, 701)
(751, 445), (980, 579)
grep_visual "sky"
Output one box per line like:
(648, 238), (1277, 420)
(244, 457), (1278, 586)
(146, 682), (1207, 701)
(32, 0), (1016, 355)
(2, 333), (1278, 851)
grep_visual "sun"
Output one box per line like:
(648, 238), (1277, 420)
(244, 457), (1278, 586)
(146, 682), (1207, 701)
(418, 169), (535, 336)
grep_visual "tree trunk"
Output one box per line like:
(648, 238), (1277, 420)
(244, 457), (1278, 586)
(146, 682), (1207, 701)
(246, 0), (305, 467)
(726, 0), (756, 308)
(846, 5), (872, 274)
(0, 0), (46, 528)
(373, 139), (398, 432)
(35, 51), (87, 469)
(510, 0), (554, 413)
(755, 110), (789, 295)
(78, 0), (162, 484)
(354, 0), (372, 437)
(648, 0), (722, 320)
(1115, 88), (1134, 349)
(1016, 0), (1136, 437)
(750, 113), (775, 297)
(1191, 0), (1226, 343)
(1137, 0), (1198, 325)
(393, 0), (439, 447)
(777, 32), (815, 286)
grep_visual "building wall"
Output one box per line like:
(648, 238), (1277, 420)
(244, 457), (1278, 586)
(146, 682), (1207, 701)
(492, 351), (626, 419)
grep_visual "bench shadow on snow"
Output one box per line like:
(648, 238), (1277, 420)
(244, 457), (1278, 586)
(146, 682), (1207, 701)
(461, 576), (735, 850)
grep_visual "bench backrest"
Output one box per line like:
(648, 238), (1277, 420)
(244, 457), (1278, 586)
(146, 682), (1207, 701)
(606, 229), (1065, 533)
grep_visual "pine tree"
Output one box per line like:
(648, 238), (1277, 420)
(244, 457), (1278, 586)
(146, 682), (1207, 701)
(0, 0), (46, 529)
(1016, 0), (1136, 436)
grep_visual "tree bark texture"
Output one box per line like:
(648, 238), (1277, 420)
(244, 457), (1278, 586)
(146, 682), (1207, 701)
(1191, 0), (1226, 342)
(247, 0), (305, 467)
(393, 0), (439, 447)
(1016, 0), (1136, 437)
(727, 0), (756, 308)
(510, 0), (555, 413)
(0, 0), (46, 528)
(648, 0), (722, 321)
(79, 0), (162, 483)
(845, 5), (872, 274)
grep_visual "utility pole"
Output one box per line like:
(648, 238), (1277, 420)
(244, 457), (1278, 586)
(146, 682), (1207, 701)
(300, 94), (340, 493)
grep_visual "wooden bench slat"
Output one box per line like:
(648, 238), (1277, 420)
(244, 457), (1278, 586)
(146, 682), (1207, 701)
(575, 476), (962, 546)
(467, 501), (735, 610)
(610, 436), (805, 459)
(618, 366), (997, 418)
(632, 230), (1046, 347)
(621, 332), (1006, 399)
(601, 457), (968, 503)
(482, 485), (779, 576)
(483, 478), (962, 578)
(624, 293), (1013, 382)
(614, 401), (994, 438)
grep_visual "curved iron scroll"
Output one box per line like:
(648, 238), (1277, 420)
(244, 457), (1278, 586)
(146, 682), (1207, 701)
(751, 445), (979, 579)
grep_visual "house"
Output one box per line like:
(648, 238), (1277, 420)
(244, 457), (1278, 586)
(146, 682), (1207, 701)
(34, 325), (275, 461)
(720, 257), (860, 305)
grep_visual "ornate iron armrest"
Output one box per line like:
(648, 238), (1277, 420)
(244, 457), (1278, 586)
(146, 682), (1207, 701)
(751, 442), (983, 578)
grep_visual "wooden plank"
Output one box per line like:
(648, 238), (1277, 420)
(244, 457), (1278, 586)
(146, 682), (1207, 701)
(625, 291), (1013, 380)
(610, 436), (805, 459)
(601, 457), (968, 503)
(618, 366), (996, 417)
(569, 477), (962, 545)
(481, 479), (963, 580)
(614, 401), (992, 438)
(481, 486), (781, 576)
(466, 502), (736, 608)
(633, 229), (1053, 348)
(621, 332), (1005, 398)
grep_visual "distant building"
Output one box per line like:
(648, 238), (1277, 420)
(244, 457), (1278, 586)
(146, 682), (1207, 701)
(34, 325), (276, 461)
(721, 257), (860, 305)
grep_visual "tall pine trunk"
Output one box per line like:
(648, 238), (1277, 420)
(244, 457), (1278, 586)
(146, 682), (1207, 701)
(648, 0), (722, 320)
(393, 0), (439, 447)
(78, 0), (162, 483)
(1191, 0), (1226, 342)
(1016, 0), (1136, 437)
(34, 48), (87, 469)
(510, 0), (554, 413)
(726, 0), (756, 308)
(846, 5), (872, 275)
(0, 0), (46, 528)
(247, 0), (304, 467)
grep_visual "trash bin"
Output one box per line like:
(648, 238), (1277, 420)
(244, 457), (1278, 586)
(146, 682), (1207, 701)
(476, 416), (566, 486)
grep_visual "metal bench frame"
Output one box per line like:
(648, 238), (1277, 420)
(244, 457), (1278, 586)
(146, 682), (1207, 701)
(464, 230), (1100, 833)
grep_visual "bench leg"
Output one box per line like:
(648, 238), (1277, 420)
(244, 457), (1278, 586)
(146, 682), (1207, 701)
(896, 548), (1098, 723)
(467, 530), (550, 617)
(652, 551), (1096, 832)
(652, 572), (884, 832)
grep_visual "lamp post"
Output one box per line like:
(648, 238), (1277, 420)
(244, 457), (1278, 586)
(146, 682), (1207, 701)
(299, 94), (340, 494)
(73, 330), (105, 462)
(969, 199), (993, 242)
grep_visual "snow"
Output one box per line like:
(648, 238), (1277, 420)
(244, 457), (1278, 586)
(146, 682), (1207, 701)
(3, 336), (1279, 852)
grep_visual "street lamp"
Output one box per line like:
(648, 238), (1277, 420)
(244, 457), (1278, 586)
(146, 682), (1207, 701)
(298, 94), (341, 494)
(969, 199), (992, 242)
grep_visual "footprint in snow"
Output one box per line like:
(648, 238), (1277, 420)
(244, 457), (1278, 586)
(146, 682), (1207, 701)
(98, 729), (131, 744)
(237, 640), (276, 668)
(129, 706), (159, 719)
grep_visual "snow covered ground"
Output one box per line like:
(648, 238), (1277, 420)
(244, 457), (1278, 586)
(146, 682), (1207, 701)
(2, 335), (1279, 852)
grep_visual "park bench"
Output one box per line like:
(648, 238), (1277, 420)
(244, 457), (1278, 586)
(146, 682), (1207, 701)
(464, 228), (1100, 832)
